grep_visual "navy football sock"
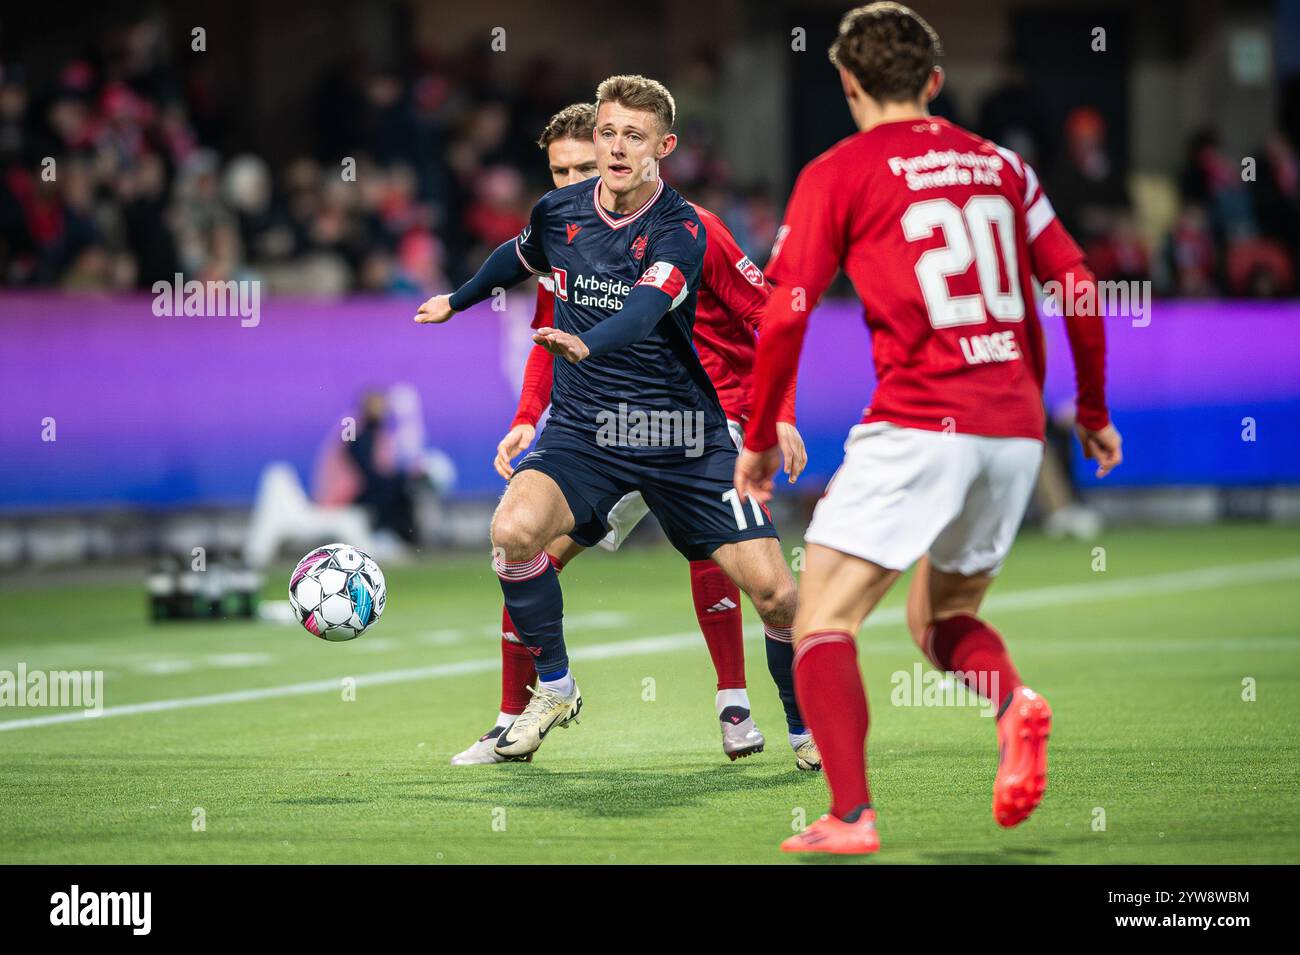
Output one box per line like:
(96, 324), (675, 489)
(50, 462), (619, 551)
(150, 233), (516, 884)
(764, 625), (806, 734)
(494, 552), (568, 677)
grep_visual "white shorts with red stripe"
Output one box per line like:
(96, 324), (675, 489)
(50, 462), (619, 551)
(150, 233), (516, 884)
(804, 422), (1042, 576)
(596, 419), (745, 552)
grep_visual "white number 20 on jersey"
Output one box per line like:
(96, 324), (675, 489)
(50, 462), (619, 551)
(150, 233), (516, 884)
(901, 195), (1024, 328)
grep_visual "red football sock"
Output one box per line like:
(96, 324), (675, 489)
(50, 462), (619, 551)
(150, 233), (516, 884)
(498, 554), (564, 716)
(926, 614), (1023, 707)
(499, 607), (536, 717)
(793, 630), (871, 819)
(689, 559), (746, 691)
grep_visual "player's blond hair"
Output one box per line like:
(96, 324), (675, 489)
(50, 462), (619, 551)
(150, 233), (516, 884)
(537, 103), (597, 149)
(594, 75), (676, 134)
(829, 2), (943, 104)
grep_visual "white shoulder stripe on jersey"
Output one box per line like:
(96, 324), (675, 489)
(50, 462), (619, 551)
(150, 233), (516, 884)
(1023, 164), (1041, 208)
(993, 144), (1024, 178)
(514, 240), (549, 276)
(993, 143), (1044, 208)
(1026, 194), (1056, 241)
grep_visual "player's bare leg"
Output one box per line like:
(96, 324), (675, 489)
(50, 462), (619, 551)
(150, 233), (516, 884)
(907, 556), (1051, 828)
(491, 470), (576, 562)
(708, 537), (797, 626)
(452, 531), (587, 765)
(709, 537), (811, 767)
(487, 471), (583, 760)
(778, 543), (899, 854)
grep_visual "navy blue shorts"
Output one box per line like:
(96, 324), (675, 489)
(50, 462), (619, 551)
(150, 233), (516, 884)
(513, 426), (779, 561)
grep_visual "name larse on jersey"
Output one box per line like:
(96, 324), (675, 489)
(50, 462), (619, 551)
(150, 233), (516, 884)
(959, 330), (1022, 366)
(888, 149), (1004, 191)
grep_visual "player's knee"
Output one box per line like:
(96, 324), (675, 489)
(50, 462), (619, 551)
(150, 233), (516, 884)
(490, 509), (546, 562)
(753, 572), (798, 628)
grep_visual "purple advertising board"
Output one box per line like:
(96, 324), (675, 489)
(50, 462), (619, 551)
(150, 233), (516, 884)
(1, 291), (1298, 511)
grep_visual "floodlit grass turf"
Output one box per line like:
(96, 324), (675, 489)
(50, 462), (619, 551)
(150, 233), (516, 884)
(1, 523), (1298, 864)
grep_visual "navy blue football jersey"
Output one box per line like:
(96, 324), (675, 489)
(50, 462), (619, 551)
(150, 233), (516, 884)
(514, 176), (731, 458)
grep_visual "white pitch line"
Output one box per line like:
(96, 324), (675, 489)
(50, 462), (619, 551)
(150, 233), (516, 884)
(981, 556), (1300, 614)
(840, 556), (1300, 633)
(1, 556), (1296, 734)
(0, 635), (702, 734)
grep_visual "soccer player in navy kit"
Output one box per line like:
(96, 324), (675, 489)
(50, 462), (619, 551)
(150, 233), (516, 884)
(415, 76), (799, 760)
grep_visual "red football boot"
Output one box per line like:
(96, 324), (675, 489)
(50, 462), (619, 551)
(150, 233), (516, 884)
(994, 686), (1052, 828)
(780, 809), (880, 855)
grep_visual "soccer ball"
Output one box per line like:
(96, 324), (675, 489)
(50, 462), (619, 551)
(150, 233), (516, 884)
(288, 543), (386, 641)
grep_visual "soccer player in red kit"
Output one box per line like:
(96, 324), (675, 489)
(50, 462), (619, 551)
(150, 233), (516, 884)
(451, 103), (819, 770)
(735, 3), (1123, 854)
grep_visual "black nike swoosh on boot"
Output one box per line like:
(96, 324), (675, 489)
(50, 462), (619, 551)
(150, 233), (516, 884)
(537, 711), (565, 740)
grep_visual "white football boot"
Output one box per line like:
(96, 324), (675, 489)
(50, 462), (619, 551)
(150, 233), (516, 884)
(493, 683), (582, 759)
(450, 724), (525, 765)
(719, 705), (765, 761)
(792, 734), (822, 772)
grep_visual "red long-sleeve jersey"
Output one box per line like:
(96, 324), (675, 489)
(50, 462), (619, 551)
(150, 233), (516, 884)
(746, 116), (1109, 452)
(510, 204), (797, 430)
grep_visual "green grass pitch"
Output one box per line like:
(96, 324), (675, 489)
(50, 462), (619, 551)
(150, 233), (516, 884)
(2, 523), (1298, 864)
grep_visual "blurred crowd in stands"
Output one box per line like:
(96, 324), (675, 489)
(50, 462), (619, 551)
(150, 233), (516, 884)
(974, 56), (1300, 297)
(2, 17), (1298, 297)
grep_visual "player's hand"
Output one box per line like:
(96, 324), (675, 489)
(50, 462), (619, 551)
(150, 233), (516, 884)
(775, 422), (807, 484)
(414, 294), (455, 324)
(734, 445), (783, 506)
(1076, 421), (1123, 478)
(533, 326), (590, 363)
(494, 423), (536, 480)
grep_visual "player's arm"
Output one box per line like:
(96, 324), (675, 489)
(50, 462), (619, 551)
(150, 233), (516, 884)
(756, 312), (801, 430)
(764, 306), (804, 479)
(511, 344), (554, 425)
(539, 280), (678, 360)
(736, 165), (842, 503)
(700, 213), (801, 427)
(1046, 253), (1122, 478)
(701, 212), (771, 335)
(733, 267), (800, 431)
(700, 222), (804, 477)
(744, 292), (806, 481)
(537, 217), (706, 362)
(415, 200), (551, 324)
(1024, 172), (1121, 477)
(495, 283), (556, 480)
(513, 280), (557, 426)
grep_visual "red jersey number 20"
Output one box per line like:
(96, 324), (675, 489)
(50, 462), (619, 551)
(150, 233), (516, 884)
(901, 195), (1024, 329)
